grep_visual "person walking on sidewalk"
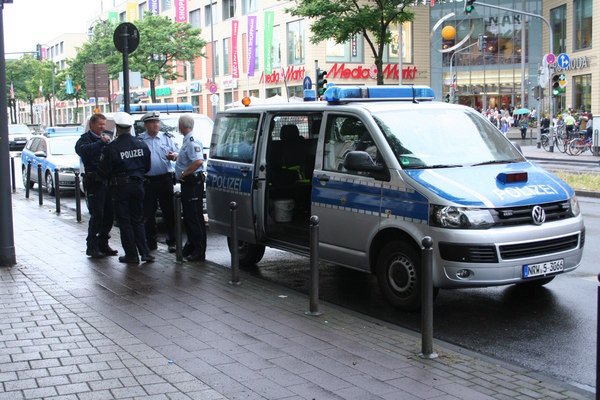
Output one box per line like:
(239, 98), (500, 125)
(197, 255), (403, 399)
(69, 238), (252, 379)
(175, 114), (206, 262)
(139, 111), (178, 253)
(75, 113), (118, 259)
(98, 112), (155, 265)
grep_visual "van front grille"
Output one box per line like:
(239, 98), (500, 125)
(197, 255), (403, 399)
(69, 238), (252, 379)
(499, 234), (580, 260)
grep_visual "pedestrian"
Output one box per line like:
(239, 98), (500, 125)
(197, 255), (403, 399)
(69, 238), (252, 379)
(139, 111), (178, 253)
(98, 112), (155, 264)
(564, 112), (576, 137)
(501, 118), (508, 135)
(75, 113), (118, 259)
(175, 114), (206, 262)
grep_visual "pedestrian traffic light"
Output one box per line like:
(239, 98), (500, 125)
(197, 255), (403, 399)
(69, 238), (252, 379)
(551, 74), (560, 97)
(444, 93), (450, 103)
(464, 0), (475, 14)
(316, 68), (327, 97)
(35, 44), (42, 61)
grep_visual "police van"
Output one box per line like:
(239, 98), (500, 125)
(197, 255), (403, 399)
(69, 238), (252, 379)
(206, 86), (585, 310)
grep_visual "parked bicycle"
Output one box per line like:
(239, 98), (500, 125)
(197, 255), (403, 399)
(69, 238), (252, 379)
(567, 132), (592, 156)
(541, 126), (568, 153)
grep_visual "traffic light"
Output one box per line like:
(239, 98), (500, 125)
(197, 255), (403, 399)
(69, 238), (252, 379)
(477, 35), (487, 51)
(551, 74), (560, 97)
(316, 68), (327, 97)
(464, 0), (475, 14)
(444, 93), (450, 103)
(35, 44), (42, 61)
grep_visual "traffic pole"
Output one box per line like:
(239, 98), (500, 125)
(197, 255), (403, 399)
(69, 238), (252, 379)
(229, 201), (241, 285)
(54, 170), (60, 214)
(25, 160), (31, 198)
(419, 236), (437, 359)
(10, 156), (15, 193)
(305, 215), (322, 316)
(74, 172), (81, 222)
(37, 164), (43, 206)
(174, 192), (183, 262)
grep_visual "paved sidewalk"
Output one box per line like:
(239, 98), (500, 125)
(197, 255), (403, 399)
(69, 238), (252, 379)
(0, 193), (593, 399)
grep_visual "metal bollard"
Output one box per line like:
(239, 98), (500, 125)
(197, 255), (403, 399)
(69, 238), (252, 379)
(305, 215), (322, 316)
(54, 170), (61, 214)
(37, 164), (43, 206)
(419, 236), (437, 359)
(10, 157), (15, 193)
(25, 160), (31, 198)
(597, 273), (600, 400)
(229, 201), (241, 285)
(74, 173), (82, 222)
(174, 192), (183, 262)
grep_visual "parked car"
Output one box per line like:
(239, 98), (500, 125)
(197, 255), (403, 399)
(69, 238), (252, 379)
(8, 124), (33, 151)
(21, 130), (82, 195)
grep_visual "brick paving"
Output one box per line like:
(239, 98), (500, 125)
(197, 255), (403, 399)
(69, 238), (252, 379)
(0, 193), (593, 399)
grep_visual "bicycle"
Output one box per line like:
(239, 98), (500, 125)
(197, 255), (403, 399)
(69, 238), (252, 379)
(567, 133), (592, 156)
(541, 126), (568, 153)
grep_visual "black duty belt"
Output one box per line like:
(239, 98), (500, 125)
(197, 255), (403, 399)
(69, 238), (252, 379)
(110, 176), (143, 186)
(181, 171), (204, 185)
(144, 173), (172, 183)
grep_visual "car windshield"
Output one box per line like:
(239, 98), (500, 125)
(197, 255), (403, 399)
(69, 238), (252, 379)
(373, 108), (525, 169)
(9, 125), (30, 134)
(49, 138), (77, 156)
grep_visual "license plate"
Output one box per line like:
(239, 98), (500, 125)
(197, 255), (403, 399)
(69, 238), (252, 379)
(523, 259), (564, 278)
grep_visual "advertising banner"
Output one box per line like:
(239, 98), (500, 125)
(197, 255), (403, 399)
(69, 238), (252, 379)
(247, 16), (257, 77)
(232, 20), (239, 78)
(149, 0), (159, 15)
(108, 11), (118, 24)
(126, 2), (137, 22)
(264, 11), (274, 75)
(174, 0), (187, 23)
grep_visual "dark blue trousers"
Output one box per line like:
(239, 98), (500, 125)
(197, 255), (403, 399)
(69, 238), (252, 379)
(85, 180), (114, 251)
(113, 183), (150, 258)
(181, 181), (206, 257)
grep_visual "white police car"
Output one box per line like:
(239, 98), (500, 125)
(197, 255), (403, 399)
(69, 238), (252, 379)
(206, 85), (584, 310)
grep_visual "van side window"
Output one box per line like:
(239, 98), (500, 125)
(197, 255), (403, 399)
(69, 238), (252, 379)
(210, 115), (260, 163)
(323, 115), (382, 176)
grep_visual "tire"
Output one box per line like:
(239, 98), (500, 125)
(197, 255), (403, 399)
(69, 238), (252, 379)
(516, 276), (555, 287)
(569, 139), (583, 156)
(22, 166), (34, 189)
(227, 238), (265, 266)
(45, 172), (55, 196)
(541, 135), (550, 152)
(376, 240), (423, 311)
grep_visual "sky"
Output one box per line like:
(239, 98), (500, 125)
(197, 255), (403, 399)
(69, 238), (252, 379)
(3, 0), (102, 58)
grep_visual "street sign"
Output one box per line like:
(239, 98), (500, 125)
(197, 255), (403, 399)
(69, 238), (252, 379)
(85, 63), (109, 98)
(210, 94), (219, 105)
(558, 74), (567, 88)
(557, 53), (570, 69)
(545, 53), (556, 65)
(209, 83), (218, 94)
(113, 22), (140, 54)
(303, 76), (312, 90)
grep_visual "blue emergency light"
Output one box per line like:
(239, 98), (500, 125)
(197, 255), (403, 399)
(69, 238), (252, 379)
(323, 85), (435, 103)
(44, 126), (84, 137)
(123, 103), (194, 113)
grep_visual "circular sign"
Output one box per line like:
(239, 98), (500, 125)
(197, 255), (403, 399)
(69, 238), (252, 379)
(545, 53), (556, 65)
(557, 53), (570, 69)
(113, 22), (140, 54)
(209, 83), (218, 94)
(210, 94), (219, 105)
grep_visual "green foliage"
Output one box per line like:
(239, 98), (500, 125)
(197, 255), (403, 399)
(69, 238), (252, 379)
(287, 0), (415, 85)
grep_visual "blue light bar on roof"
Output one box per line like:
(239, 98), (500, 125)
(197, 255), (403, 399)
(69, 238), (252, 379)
(122, 103), (194, 113)
(45, 126), (84, 137)
(323, 85), (435, 103)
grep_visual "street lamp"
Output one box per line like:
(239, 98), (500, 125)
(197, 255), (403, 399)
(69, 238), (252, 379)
(449, 42), (477, 104)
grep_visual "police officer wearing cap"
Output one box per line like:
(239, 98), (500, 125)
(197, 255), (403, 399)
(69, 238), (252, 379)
(175, 114), (206, 262)
(75, 113), (117, 258)
(140, 111), (178, 253)
(98, 112), (155, 264)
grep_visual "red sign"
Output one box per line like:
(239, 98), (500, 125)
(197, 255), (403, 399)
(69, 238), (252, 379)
(209, 83), (218, 93)
(327, 63), (418, 80)
(545, 53), (556, 65)
(260, 65), (306, 84)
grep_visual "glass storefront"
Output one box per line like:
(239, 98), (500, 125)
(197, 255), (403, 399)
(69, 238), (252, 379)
(430, 0), (543, 112)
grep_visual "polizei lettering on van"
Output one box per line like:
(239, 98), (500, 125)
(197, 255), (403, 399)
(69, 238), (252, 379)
(120, 149), (144, 159)
(494, 184), (559, 200)
(212, 175), (243, 192)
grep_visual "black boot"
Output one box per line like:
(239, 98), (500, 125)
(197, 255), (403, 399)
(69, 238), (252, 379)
(99, 244), (118, 256)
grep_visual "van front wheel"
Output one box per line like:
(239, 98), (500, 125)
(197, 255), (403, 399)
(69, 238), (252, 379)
(376, 241), (421, 311)
(227, 238), (265, 266)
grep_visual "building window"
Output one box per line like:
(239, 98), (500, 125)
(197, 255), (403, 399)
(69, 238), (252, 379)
(287, 20), (305, 66)
(382, 22), (412, 63)
(183, 63), (188, 81)
(223, 38), (230, 75)
(272, 26), (281, 69)
(326, 34), (364, 63)
(205, 2), (217, 26)
(119, 11), (126, 22)
(208, 41), (220, 77)
(191, 95), (200, 113)
(60, 41), (64, 54)
(574, 0), (592, 50)
(189, 8), (201, 28)
(223, 0), (235, 20)
(161, 0), (170, 11)
(190, 60), (196, 80)
(550, 5), (566, 54)
(138, 1), (147, 18)
(242, 0), (257, 15)
(573, 74), (591, 112)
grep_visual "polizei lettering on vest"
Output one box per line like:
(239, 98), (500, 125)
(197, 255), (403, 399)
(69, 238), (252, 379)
(120, 149), (144, 159)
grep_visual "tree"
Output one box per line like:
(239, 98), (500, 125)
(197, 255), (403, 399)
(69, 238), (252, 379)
(130, 12), (206, 102)
(6, 55), (39, 101)
(287, 0), (415, 85)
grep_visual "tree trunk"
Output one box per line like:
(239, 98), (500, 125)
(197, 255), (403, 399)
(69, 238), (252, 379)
(375, 58), (384, 85)
(150, 79), (157, 103)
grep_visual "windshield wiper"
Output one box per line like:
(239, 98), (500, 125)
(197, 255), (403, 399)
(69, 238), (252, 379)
(416, 164), (463, 169)
(472, 159), (521, 166)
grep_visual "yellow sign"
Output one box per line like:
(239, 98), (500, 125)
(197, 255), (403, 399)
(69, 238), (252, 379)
(127, 2), (138, 22)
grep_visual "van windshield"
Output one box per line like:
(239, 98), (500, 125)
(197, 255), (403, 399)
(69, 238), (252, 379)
(373, 108), (525, 169)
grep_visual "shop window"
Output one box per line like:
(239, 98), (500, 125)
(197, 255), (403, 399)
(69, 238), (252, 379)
(573, 0), (592, 50)
(383, 22), (412, 64)
(326, 34), (364, 63)
(573, 74), (591, 112)
(287, 20), (305, 66)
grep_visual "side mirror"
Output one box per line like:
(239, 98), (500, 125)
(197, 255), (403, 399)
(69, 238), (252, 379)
(34, 151), (47, 158)
(344, 151), (385, 173)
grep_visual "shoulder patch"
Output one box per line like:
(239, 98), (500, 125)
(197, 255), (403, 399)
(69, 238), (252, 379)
(194, 146), (201, 152)
(190, 136), (194, 142)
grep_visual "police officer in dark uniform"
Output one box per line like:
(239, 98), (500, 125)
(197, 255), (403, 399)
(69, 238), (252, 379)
(139, 111), (178, 253)
(75, 113), (117, 258)
(175, 114), (206, 262)
(98, 112), (155, 264)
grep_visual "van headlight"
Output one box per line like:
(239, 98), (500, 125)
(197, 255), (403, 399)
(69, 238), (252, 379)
(569, 194), (580, 217)
(430, 205), (494, 229)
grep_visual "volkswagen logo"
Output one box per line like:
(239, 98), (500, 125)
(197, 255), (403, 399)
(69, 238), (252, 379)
(531, 205), (546, 225)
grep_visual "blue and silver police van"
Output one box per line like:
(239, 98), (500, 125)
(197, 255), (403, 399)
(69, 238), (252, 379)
(206, 86), (584, 310)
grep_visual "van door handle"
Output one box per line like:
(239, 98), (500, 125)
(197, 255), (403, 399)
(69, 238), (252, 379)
(240, 167), (250, 175)
(316, 174), (330, 182)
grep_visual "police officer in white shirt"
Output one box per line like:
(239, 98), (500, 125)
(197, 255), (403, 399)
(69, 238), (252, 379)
(140, 111), (178, 253)
(175, 114), (206, 262)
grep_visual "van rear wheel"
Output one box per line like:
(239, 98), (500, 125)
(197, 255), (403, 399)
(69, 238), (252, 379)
(227, 238), (265, 266)
(376, 241), (422, 311)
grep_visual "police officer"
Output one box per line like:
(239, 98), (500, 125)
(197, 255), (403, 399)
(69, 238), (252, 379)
(98, 112), (155, 264)
(75, 113), (117, 258)
(175, 114), (206, 262)
(140, 111), (178, 253)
